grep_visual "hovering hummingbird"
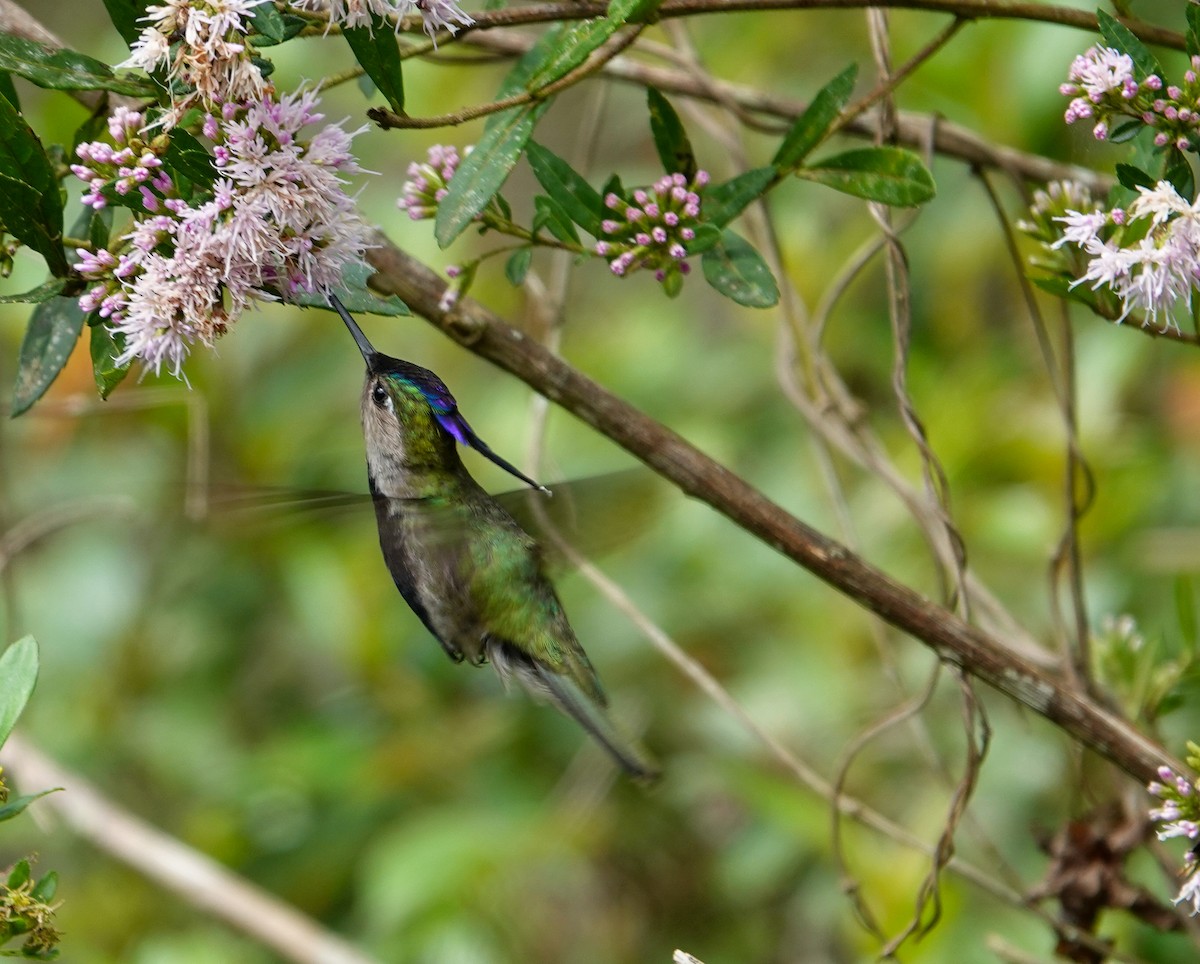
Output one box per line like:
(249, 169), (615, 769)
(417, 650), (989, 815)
(330, 294), (658, 781)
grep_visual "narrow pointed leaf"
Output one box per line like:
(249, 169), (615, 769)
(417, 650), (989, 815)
(608, 0), (663, 22)
(647, 88), (696, 179)
(773, 62), (857, 169)
(343, 18), (405, 113)
(505, 248), (532, 286)
(1097, 9), (1162, 81)
(1189, 4), (1200, 59)
(0, 71), (18, 109)
(0, 636), (38, 747)
(103, 0), (150, 46)
(522, 19), (617, 91)
(493, 25), (567, 104)
(1166, 147), (1195, 202)
(701, 229), (779, 308)
(0, 35), (156, 94)
(526, 140), (605, 236)
(704, 166), (775, 227)
(800, 146), (934, 206)
(164, 126), (217, 189)
(249, 2), (288, 43)
(0, 789), (57, 824)
(11, 298), (86, 417)
(435, 103), (549, 247)
(0, 279), (67, 304)
(30, 871), (58, 902)
(533, 195), (581, 244)
(0, 93), (66, 275)
(90, 323), (130, 399)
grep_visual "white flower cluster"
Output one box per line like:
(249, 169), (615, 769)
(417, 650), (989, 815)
(295, 0), (474, 40)
(1055, 180), (1200, 328)
(123, 0), (272, 121)
(73, 95), (371, 378)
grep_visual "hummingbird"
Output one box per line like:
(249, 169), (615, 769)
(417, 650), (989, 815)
(330, 294), (658, 781)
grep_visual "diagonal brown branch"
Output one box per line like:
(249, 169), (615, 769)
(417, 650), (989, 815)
(364, 237), (1181, 787)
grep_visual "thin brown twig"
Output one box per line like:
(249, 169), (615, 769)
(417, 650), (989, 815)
(453, 0), (1182, 50)
(1, 736), (380, 964)
(367, 26), (643, 128)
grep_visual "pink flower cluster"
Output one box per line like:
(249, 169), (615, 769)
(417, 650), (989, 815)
(397, 144), (466, 220)
(295, 0), (473, 41)
(1061, 45), (1200, 150)
(594, 171), (708, 288)
(72, 93), (371, 378)
(1053, 180), (1200, 329)
(122, 0), (271, 122)
(1149, 763), (1200, 914)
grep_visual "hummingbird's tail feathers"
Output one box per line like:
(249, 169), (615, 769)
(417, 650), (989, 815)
(487, 639), (661, 782)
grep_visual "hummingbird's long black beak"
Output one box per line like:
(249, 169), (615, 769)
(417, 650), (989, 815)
(329, 292), (377, 366)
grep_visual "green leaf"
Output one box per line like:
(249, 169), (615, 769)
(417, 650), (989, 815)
(607, 0), (663, 23)
(686, 222), (722, 255)
(343, 18), (405, 114)
(1189, 5), (1200, 59)
(522, 19), (617, 91)
(0, 174), (65, 276)
(163, 126), (216, 190)
(493, 25), (567, 104)
(1166, 147), (1194, 202)
(248, 2), (288, 43)
(0, 71), (18, 110)
(1097, 9), (1162, 81)
(0, 279), (67, 305)
(0, 93), (66, 275)
(701, 229), (779, 308)
(6, 859), (30, 890)
(30, 871), (58, 903)
(1107, 119), (1142, 144)
(505, 248), (532, 286)
(0, 36), (156, 95)
(90, 323), (130, 399)
(647, 88), (696, 179)
(435, 103), (549, 247)
(800, 146), (935, 206)
(0, 790), (56, 825)
(103, 0), (149, 46)
(0, 636), (37, 748)
(704, 166), (775, 227)
(773, 62), (857, 170)
(1116, 162), (1154, 192)
(526, 141), (605, 236)
(533, 195), (581, 244)
(291, 260), (409, 315)
(10, 298), (86, 417)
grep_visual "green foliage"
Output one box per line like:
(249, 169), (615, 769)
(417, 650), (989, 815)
(647, 88), (697, 180)
(435, 104), (549, 247)
(343, 17), (405, 114)
(0, 36), (154, 96)
(525, 140), (607, 237)
(10, 298), (85, 417)
(0, 640), (59, 959)
(773, 63), (858, 170)
(701, 229), (780, 307)
(0, 94), (65, 278)
(0, 637), (37, 748)
(798, 147), (936, 206)
(1097, 9), (1162, 81)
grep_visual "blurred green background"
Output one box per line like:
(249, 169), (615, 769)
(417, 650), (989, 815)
(3, 1), (1200, 961)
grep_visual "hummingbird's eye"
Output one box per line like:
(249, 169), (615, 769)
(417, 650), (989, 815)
(371, 383), (390, 408)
